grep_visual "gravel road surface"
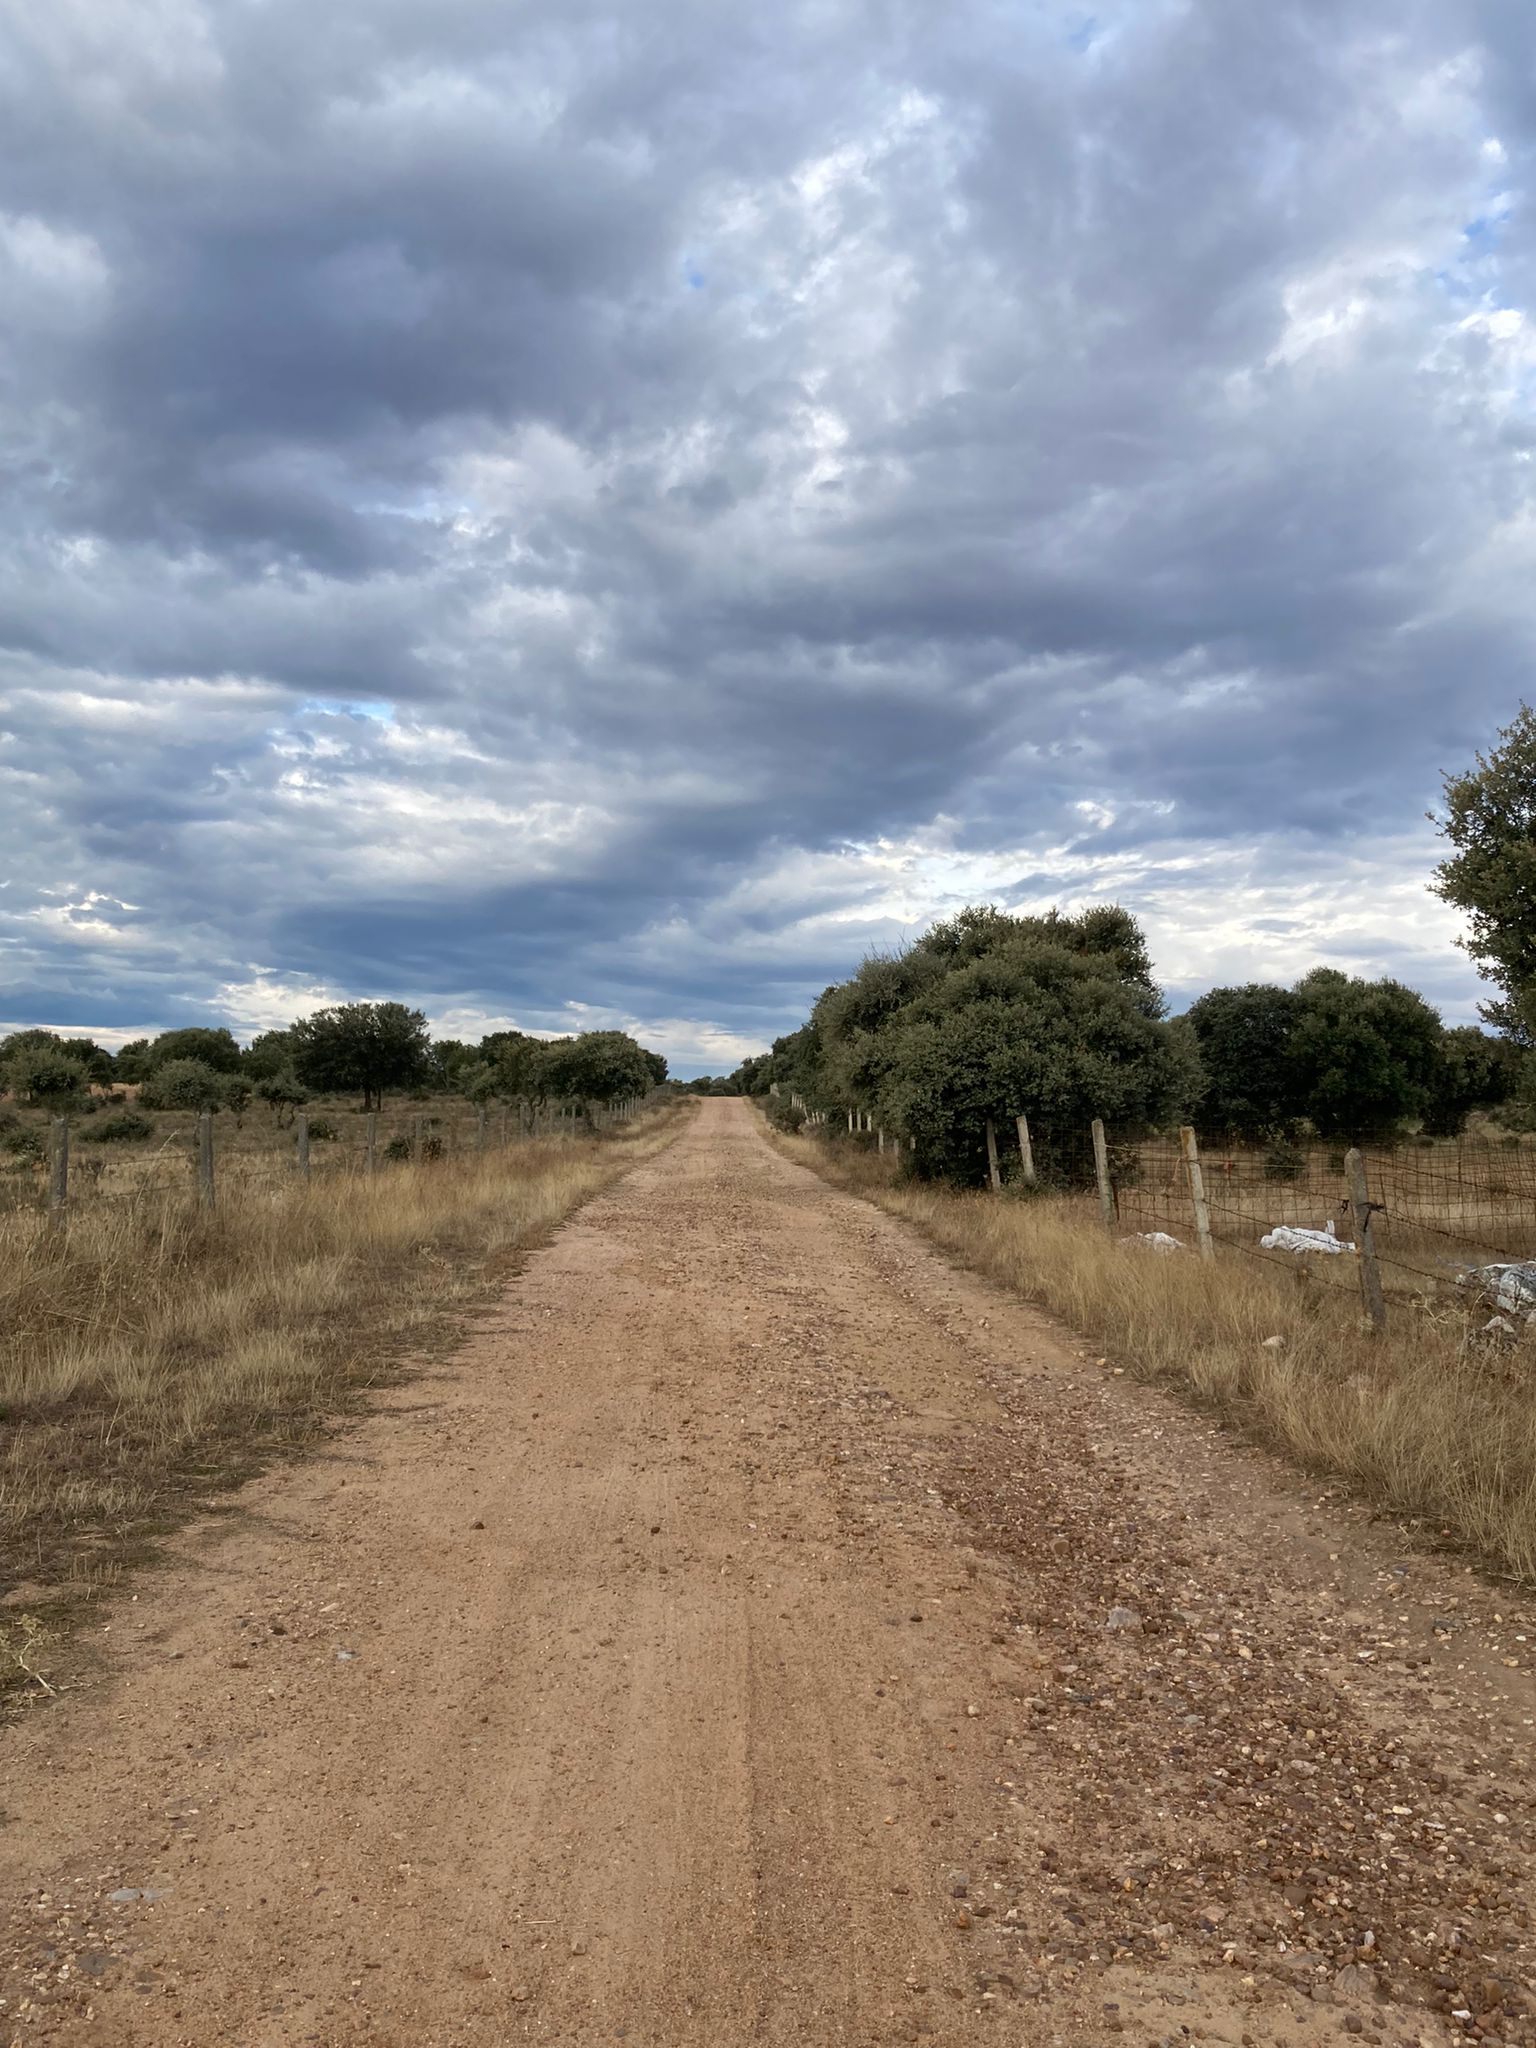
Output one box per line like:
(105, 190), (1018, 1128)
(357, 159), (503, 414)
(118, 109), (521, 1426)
(3, 1099), (1533, 2047)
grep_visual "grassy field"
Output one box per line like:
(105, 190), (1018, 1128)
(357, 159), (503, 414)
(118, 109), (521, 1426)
(1, 1100), (683, 1694)
(772, 1121), (1536, 1584)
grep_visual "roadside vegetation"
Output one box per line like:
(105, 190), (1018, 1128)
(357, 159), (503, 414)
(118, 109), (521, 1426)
(0, 1103), (683, 1691)
(771, 1123), (1536, 1583)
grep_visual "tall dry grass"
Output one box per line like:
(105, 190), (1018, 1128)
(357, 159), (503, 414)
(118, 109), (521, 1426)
(1, 1112), (681, 1614)
(774, 1127), (1536, 1584)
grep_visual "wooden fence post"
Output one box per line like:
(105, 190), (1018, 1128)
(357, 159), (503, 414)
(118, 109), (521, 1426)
(1015, 1113), (1036, 1187)
(984, 1117), (1002, 1193)
(48, 1116), (68, 1225)
(197, 1110), (215, 1210)
(1178, 1125), (1214, 1261)
(877, 1127), (885, 1155)
(412, 1113), (423, 1159)
(296, 1113), (311, 1179)
(847, 1109), (854, 1133)
(1091, 1119), (1116, 1233)
(365, 1112), (377, 1174)
(476, 1103), (487, 1151)
(1345, 1148), (1388, 1332)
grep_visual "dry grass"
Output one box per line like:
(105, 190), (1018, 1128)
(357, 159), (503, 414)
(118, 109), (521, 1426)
(773, 1125), (1536, 1584)
(1, 1108), (683, 1636)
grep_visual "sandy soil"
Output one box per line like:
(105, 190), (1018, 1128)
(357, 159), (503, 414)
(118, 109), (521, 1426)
(2, 1098), (1534, 2048)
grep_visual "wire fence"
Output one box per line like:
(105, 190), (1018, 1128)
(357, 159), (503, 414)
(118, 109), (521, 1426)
(1108, 1132), (1536, 1303)
(821, 1105), (1536, 1331)
(2, 1098), (643, 1221)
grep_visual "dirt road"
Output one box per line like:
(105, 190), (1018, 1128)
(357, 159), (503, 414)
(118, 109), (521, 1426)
(4, 1099), (1535, 2048)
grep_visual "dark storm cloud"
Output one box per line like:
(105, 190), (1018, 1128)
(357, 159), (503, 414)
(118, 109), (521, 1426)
(2, 0), (1533, 1066)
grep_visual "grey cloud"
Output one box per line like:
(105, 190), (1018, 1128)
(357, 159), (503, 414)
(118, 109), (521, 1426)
(1, 0), (1530, 1065)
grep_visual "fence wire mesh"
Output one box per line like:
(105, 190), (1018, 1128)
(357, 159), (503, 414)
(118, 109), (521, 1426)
(1106, 1131), (1536, 1309)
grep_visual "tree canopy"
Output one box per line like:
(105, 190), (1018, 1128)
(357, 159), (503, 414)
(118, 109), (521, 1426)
(288, 1002), (431, 1109)
(779, 904), (1201, 1184)
(1434, 703), (1536, 1043)
(144, 1026), (244, 1074)
(1185, 983), (1305, 1139)
(541, 1030), (659, 1107)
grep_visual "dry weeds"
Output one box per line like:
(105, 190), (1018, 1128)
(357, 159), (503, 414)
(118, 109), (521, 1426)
(1, 1110), (682, 1633)
(774, 1125), (1536, 1583)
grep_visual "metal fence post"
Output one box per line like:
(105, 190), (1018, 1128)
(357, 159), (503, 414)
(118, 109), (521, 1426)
(1345, 1148), (1388, 1332)
(1091, 1118), (1116, 1233)
(197, 1110), (215, 1210)
(1179, 1125), (1214, 1261)
(48, 1116), (68, 1225)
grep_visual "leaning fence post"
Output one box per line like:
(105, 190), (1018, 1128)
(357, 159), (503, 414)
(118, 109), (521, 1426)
(1015, 1112), (1036, 1187)
(1091, 1118), (1116, 1233)
(1345, 1148), (1388, 1332)
(197, 1110), (216, 1210)
(296, 1113), (311, 1180)
(365, 1112), (377, 1174)
(48, 1116), (69, 1224)
(984, 1117), (1002, 1192)
(1178, 1125), (1215, 1262)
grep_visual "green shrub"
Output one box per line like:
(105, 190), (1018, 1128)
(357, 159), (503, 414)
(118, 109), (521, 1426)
(139, 1058), (228, 1113)
(382, 1136), (412, 1162)
(81, 1112), (154, 1144)
(3, 1043), (91, 1110)
(306, 1117), (338, 1141)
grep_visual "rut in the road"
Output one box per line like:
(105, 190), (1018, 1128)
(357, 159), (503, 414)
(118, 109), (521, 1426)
(1, 1098), (1533, 2048)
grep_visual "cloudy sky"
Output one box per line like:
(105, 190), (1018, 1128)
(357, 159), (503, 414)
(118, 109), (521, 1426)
(2, 0), (1533, 1072)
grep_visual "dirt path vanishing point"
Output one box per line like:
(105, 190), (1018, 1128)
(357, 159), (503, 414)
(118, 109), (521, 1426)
(4, 1098), (1536, 2048)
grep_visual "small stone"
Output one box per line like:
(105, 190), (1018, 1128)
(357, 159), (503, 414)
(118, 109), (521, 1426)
(1343, 2017), (1364, 2035)
(948, 1871), (970, 1899)
(1106, 1607), (1143, 1633)
(954, 1910), (973, 1930)
(470, 1520), (485, 1530)
(1335, 1964), (1379, 2001)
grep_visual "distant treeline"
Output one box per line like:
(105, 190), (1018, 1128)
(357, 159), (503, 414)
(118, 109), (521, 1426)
(1, 1005), (668, 1118)
(698, 903), (1518, 1186)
